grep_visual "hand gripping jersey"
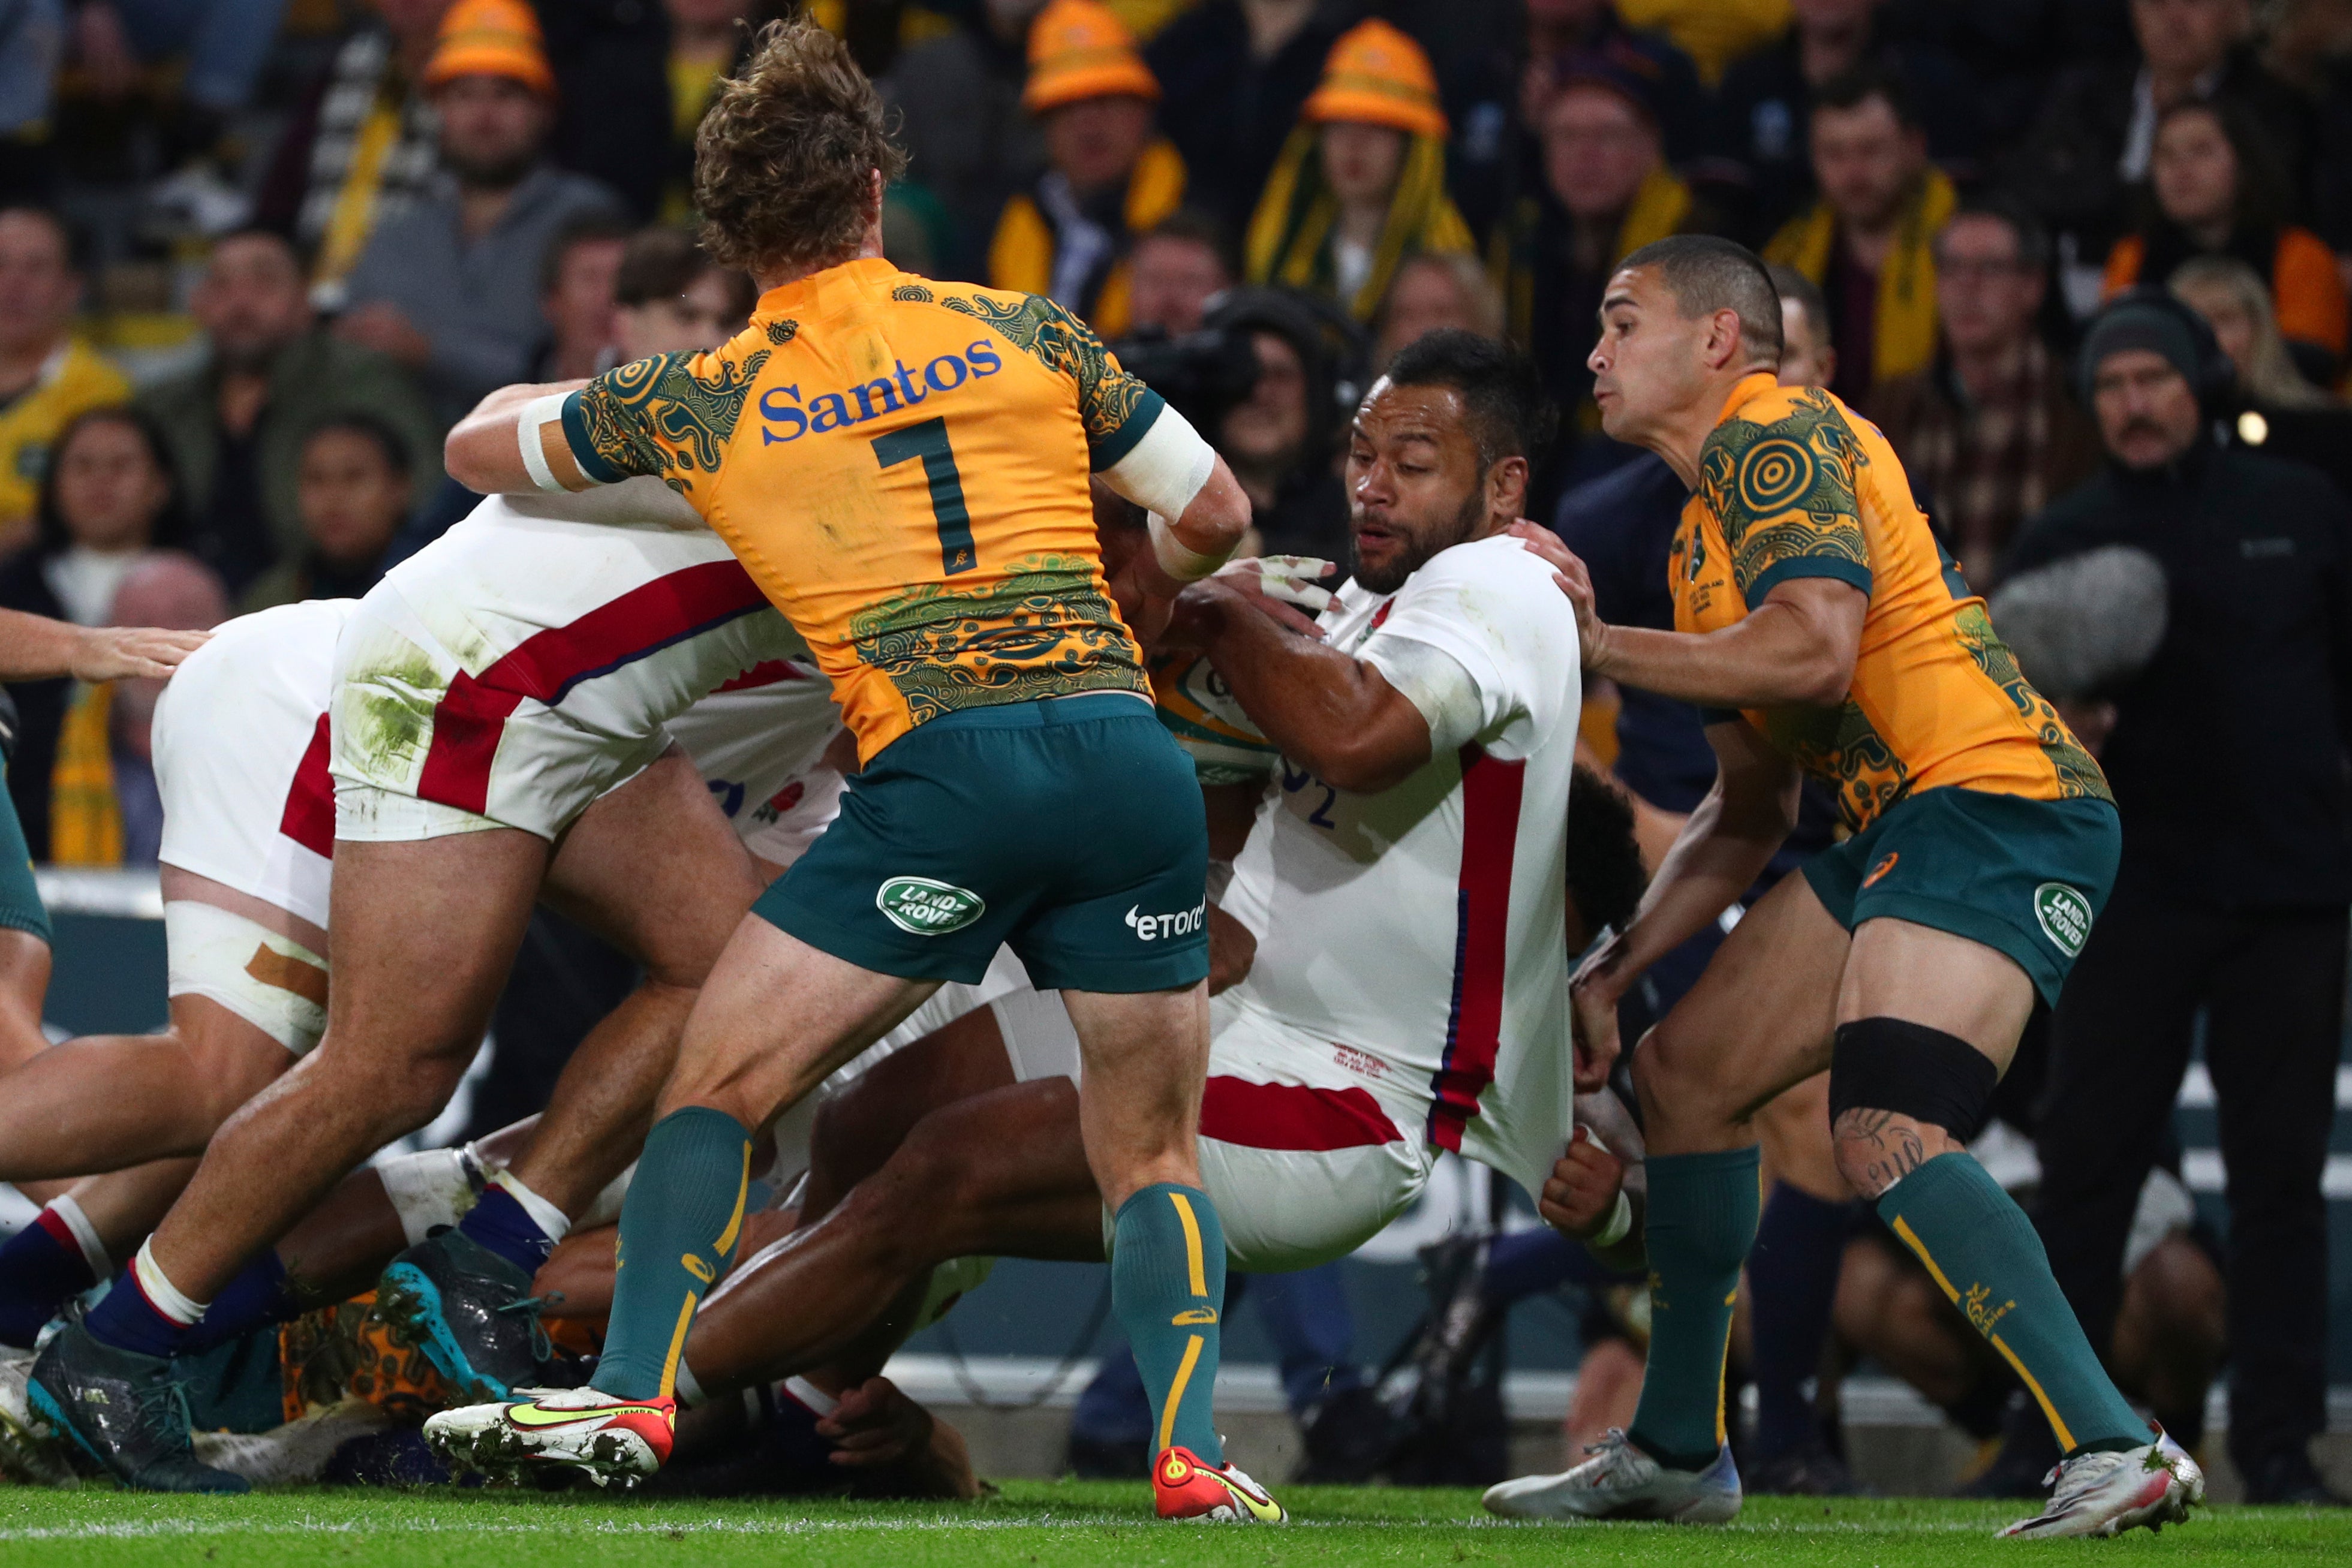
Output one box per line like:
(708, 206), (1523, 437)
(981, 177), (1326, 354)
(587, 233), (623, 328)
(1216, 535), (1585, 1200)
(555, 258), (1160, 763)
(330, 484), (814, 840)
(1674, 373), (2111, 831)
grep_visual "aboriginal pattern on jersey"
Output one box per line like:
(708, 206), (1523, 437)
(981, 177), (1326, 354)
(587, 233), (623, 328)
(891, 282), (1150, 450)
(1760, 698), (1909, 831)
(574, 348), (770, 492)
(847, 553), (1149, 723)
(1951, 603), (2114, 803)
(1698, 387), (1871, 600)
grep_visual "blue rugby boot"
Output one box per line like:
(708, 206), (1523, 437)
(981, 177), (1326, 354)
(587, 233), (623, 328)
(375, 1227), (551, 1403)
(26, 1321), (246, 1492)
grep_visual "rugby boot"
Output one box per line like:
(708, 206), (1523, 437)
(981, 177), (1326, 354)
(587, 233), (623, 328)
(24, 1322), (246, 1492)
(1152, 1446), (1286, 1521)
(424, 1387), (675, 1488)
(1481, 1429), (1741, 1522)
(0, 1349), (75, 1485)
(375, 1227), (549, 1403)
(1996, 1428), (2203, 1539)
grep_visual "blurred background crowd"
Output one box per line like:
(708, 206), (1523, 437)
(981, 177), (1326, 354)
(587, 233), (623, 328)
(0, 0), (2347, 1509)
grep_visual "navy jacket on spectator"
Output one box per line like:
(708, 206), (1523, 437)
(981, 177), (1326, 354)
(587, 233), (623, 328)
(2006, 441), (2352, 909)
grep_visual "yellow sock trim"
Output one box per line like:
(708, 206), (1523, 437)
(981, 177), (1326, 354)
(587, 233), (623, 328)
(1158, 1332), (1205, 1453)
(1170, 1191), (1207, 1298)
(656, 1292), (699, 1400)
(1891, 1216), (2076, 1452)
(712, 1140), (751, 1257)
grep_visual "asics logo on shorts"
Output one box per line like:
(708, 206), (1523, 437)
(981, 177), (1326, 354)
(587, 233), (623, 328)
(1125, 902), (1205, 941)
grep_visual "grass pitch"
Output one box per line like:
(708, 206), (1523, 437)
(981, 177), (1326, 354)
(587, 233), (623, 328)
(1, 1482), (2346, 1567)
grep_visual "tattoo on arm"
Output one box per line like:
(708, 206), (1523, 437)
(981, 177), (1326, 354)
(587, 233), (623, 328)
(1832, 1107), (1930, 1199)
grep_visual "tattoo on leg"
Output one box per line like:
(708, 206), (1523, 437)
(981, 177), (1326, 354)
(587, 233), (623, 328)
(1833, 1108), (1929, 1199)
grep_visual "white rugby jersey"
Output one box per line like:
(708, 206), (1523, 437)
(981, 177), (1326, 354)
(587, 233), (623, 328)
(1218, 534), (1583, 1197)
(362, 481), (805, 814)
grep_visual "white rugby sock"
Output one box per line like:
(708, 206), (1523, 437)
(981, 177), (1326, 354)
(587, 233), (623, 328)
(780, 1374), (838, 1417)
(673, 1358), (708, 1409)
(131, 1239), (207, 1325)
(45, 1195), (110, 1280)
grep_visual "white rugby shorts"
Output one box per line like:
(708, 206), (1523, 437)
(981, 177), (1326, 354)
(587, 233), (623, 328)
(152, 600), (344, 929)
(327, 593), (669, 844)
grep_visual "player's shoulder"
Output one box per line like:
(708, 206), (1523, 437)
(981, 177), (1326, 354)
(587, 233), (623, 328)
(1698, 382), (1864, 521)
(1396, 535), (1578, 623)
(883, 278), (1099, 360)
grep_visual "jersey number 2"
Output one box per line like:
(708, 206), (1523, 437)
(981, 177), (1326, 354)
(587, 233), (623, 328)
(872, 417), (978, 577)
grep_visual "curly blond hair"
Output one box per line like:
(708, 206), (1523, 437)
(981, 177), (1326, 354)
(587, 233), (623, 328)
(693, 17), (908, 281)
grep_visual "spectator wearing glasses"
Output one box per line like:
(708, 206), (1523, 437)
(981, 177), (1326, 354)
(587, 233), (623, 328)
(1869, 203), (2100, 591)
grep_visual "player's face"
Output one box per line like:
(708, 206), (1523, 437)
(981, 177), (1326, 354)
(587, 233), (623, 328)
(1589, 265), (1716, 444)
(1346, 380), (1493, 594)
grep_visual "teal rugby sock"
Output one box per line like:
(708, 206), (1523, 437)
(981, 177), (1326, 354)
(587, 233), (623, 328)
(1111, 1182), (1227, 1464)
(1877, 1152), (2145, 1456)
(590, 1106), (753, 1403)
(1627, 1145), (1760, 1471)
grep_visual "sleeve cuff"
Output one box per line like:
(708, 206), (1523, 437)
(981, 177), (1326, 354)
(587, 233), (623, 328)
(561, 388), (628, 485)
(1746, 555), (1872, 601)
(1089, 387), (1166, 472)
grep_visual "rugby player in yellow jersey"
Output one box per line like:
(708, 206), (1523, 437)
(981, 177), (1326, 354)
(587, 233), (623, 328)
(1482, 237), (2200, 1540)
(418, 22), (1279, 1521)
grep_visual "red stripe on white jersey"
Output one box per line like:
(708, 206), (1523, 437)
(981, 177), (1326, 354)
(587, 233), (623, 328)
(714, 659), (810, 693)
(278, 712), (336, 859)
(1427, 744), (1524, 1152)
(416, 560), (769, 815)
(1199, 1076), (1403, 1152)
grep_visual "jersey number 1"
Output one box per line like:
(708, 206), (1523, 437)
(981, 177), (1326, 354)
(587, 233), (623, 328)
(872, 417), (977, 577)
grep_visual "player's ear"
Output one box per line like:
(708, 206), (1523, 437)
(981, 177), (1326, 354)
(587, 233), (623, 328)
(1489, 454), (1530, 523)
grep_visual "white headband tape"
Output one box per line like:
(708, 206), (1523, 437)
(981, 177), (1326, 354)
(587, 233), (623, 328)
(517, 392), (572, 493)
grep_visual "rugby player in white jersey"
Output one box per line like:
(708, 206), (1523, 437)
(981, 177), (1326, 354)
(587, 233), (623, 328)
(425, 330), (1640, 1449)
(20, 442), (888, 1489)
(0, 597), (847, 1347)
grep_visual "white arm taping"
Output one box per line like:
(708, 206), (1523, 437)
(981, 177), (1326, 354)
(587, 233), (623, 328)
(1362, 636), (1486, 755)
(1104, 401), (1217, 520)
(1150, 513), (1228, 580)
(1590, 1190), (1634, 1248)
(516, 393), (573, 493)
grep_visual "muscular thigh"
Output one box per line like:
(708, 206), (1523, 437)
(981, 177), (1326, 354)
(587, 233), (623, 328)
(1636, 871), (1848, 1146)
(1838, 917), (2037, 1067)
(546, 749), (763, 988)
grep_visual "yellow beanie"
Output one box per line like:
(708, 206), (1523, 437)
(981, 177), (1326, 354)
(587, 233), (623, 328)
(1023, 0), (1160, 114)
(1303, 20), (1446, 140)
(423, 0), (555, 97)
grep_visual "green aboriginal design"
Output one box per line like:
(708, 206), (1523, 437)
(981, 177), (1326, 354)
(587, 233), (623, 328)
(1760, 699), (1910, 832)
(576, 348), (771, 488)
(1698, 387), (1870, 601)
(847, 553), (1150, 725)
(1952, 604), (2114, 803)
(889, 284), (1148, 447)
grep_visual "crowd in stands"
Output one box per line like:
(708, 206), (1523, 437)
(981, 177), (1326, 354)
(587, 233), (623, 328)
(0, 0), (2346, 1503)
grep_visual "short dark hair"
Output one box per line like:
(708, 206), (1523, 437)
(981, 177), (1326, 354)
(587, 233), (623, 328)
(614, 227), (759, 322)
(1138, 209), (1235, 275)
(1936, 198), (2051, 272)
(302, 411), (413, 478)
(35, 406), (187, 554)
(539, 213), (632, 296)
(694, 16), (909, 279)
(1616, 234), (1783, 366)
(1382, 329), (1554, 471)
(1565, 766), (1646, 939)
(1813, 63), (1918, 130)
(1765, 262), (1828, 351)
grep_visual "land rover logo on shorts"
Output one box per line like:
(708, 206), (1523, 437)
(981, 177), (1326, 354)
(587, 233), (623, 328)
(2033, 883), (2092, 957)
(876, 877), (985, 935)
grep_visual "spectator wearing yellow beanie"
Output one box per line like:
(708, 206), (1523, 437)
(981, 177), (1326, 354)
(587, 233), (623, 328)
(988, 0), (1187, 338)
(1244, 21), (1472, 326)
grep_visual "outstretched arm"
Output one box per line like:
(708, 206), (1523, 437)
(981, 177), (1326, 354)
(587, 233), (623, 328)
(444, 380), (592, 495)
(1566, 717), (1801, 1087)
(0, 609), (206, 682)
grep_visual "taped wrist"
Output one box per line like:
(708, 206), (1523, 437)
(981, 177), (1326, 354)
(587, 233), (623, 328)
(1150, 511), (1231, 580)
(516, 392), (573, 492)
(1590, 1190), (1634, 1248)
(1828, 1017), (1999, 1143)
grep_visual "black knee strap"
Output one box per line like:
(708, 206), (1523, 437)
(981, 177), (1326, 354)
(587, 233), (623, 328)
(1827, 1018), (1998, 1142)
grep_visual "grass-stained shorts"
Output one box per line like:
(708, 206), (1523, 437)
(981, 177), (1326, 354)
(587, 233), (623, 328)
(754, 693), (1208, 994)
(1800, 787), (2120, 1007)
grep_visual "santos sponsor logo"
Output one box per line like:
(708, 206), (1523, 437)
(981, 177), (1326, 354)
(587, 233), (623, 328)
(1124, 901), (1206, 941)
(757, 342), (1003, 444)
